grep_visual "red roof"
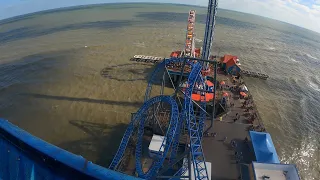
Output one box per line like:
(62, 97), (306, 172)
(222, 55), (239, 70)
(170, 51), (182, 57)
(222, 55), (238, 64)
(191, 93), (214, 102)
(226, 58), (236, 69)
(206, 80), (214, 87)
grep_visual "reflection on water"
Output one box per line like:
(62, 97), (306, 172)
(0, 3), (319, 180)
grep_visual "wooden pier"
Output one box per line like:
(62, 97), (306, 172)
(118, 56), (269, 179)
(130, 55), (164, 64)
(240, 70), (269, 80)
(130, 55), (269, 81)
(201, 73), (266, 179)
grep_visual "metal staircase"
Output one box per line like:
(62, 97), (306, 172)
(184, 63), (209, 179)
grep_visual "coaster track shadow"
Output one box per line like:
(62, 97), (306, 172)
(59, 120), (128, 167)
(20, 93), (143, 108)
(100, 63), (155, 82)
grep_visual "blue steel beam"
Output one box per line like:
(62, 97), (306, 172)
(198, 89), (207, 139)
(184, 63), (209, 180)
(135, 96), (179, 179)
(202, 0), (214, 60)
(0, 119), (141, 180)
(144, 57), (188, 101)
(169, 112), (185, 162)
(109, 96), (179, 179)
(202, 0), (218, 69)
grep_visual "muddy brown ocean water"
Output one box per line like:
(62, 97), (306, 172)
(0, 3), (319, 179)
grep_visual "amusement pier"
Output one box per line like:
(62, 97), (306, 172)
(0, 0), (300, 180)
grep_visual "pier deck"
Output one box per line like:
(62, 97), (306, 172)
(203, 121), (254, 180)
(117, 67), (265, 180)
(201, 73), (264, 179)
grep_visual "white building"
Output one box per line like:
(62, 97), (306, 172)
(250, 162), (300, 180)
(148, 134), (165, 158)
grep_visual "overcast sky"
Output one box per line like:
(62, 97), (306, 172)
(0, 0), (320, 33)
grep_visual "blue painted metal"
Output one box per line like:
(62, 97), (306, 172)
(0, 119), (141, 180)
(249, 131), (280, 164)
(169, 112), (185, 162)
(169, 158), (189, 180)
(226, 64), (241, 76)
(184, 62), (209, 180)
(165, 61), (209, 179)
(144, 60), (166, 101)
(109, 96), (179, 179)
(136, 96), (179, 179)
(1, 1), (220, 179)
(172, 63), (209, 179)
(198, 72), (207, 139)
(202, 0), (218, 69)
(0, 57), (209, 180)
(198, 94), (207, 139)
(145, 58), (181, 101)
(166, 71), (190, 76)
(144, 57), (193, 101)
(202, 0), (213, 60)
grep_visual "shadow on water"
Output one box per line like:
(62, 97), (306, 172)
(0, 50), (76, 90)
(0, 15), (36, 26)
(59, 120), (128, 167)
(135, 12), (257, 29)
(0, 3), (146, 26)
(0, 9), (261, 45)
(0, 20), (134, 43)
(20, 93), (143, 108)
(100, 63), (154, 82)
(101, 62), (174, 88)
(0, 6), (99, 26)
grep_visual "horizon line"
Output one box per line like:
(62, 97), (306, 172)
(0, 2), (319, 35)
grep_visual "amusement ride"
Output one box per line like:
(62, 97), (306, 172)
(109, 0), (219, 179)
(1, 0), (297, 179)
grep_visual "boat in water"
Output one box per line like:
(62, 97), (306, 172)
(0, 0), (300, 179)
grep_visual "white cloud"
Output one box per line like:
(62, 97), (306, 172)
(0, 0), (319, 33)
(290, 2), (310, 12)
(313, 4), (320, 10)
(217, 0), (320, 33)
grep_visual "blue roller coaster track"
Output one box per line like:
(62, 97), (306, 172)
(0, 119), (142, 180)
(110, 59), (209, 179)
(0, 0), (219, 179)
(184, 63), (208, 180)
(144, 57), (191, 101)
(111, 1), (219, 179)
(109, 95), (179, 179)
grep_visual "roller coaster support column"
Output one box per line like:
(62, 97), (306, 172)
(205, 60), (217, 133)
(188, 152), (192, 180)
(174, 58), (187, 96)
(202, 0), (218, 70)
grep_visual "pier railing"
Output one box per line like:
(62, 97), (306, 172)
(241, 81), (265, 129)
(240, 70), (269, 80)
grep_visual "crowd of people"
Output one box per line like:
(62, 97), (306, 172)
(218, 75), (266, 129)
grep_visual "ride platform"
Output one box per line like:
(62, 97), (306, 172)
(203, 121), (254, 180)
(200, 72), (265, 180)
